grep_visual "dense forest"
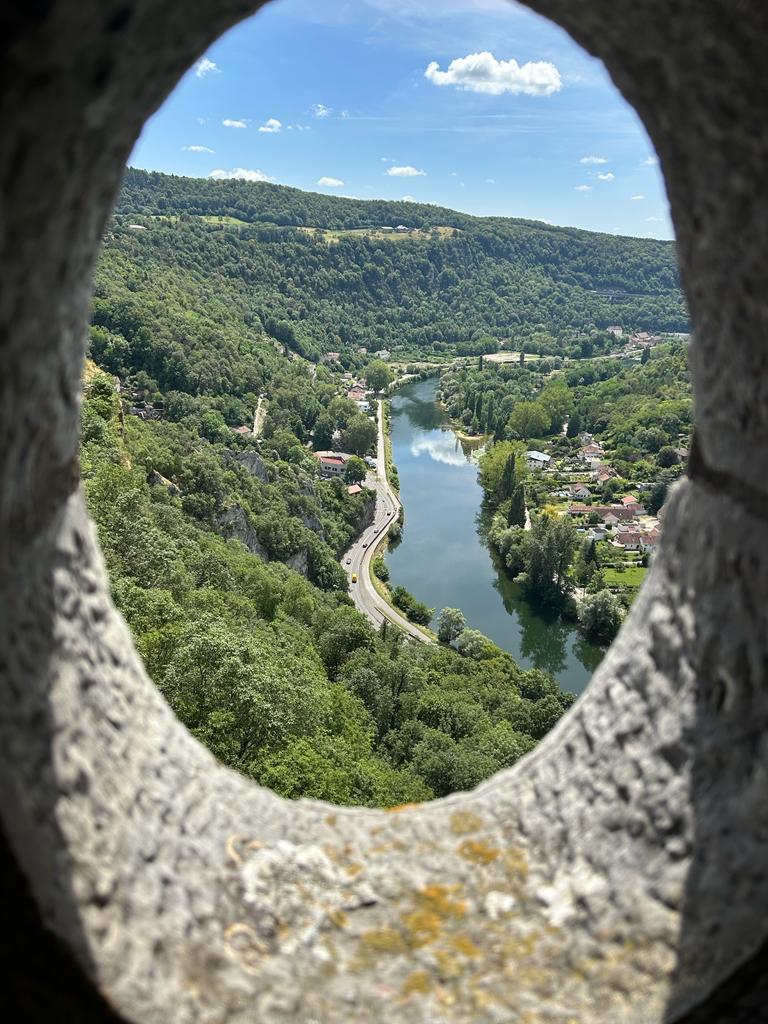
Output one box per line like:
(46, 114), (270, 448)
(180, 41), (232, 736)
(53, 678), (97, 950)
(110, 168), (689, 360)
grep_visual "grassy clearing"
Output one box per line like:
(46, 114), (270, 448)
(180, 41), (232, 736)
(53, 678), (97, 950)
(604, 566), (647, 588)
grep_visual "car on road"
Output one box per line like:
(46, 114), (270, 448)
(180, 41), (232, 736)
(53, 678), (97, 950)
(387, 511), (392, 517)
(351, 574), (358, 583)
(362, 542), (368, 548)
(345, 558), (351, 564)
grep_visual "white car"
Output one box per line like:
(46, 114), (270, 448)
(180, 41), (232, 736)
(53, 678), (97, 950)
(345, 558), (351, 565)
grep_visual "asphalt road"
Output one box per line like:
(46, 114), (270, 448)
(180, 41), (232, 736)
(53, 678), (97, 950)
(341, 401), (433, 643)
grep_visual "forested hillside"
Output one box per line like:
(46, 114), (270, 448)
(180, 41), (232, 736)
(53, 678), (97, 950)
(82, 365), (573, 804)
(111, 168), (689, 359)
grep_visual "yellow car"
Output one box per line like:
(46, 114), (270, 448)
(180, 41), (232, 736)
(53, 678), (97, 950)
(351, 574), (358, 583)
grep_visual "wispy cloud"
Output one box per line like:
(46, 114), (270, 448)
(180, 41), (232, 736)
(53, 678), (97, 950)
(258, 117), (282, 133)
(580, 155), (607, 165)
(387, 165), (426, 177)
(401, 195), (417, 202)
(574, 184), (592, 191)
(425, 51), (561, 96)
(645, 216), (663, 222)
(643, 155), (659, 166)
(182, 145), (214, 153)
(222, 118), (248, 129)
(631, 194), (645, 200)
(317, 176), (344, 187)
(311, 103), (332, 118)
(486, 178), (496, 184)
(194, 57), (219, 78)
(209, 168), (273, 182)
(596, 171), (614, 181)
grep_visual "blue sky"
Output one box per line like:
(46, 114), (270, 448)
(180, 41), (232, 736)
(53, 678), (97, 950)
(130, 0), (672, 239)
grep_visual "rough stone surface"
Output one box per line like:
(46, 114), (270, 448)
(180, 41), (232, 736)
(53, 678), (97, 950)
(230, 450), (270, 483)
(216, 504), (271, 562)
(1, 1), (768, 1021)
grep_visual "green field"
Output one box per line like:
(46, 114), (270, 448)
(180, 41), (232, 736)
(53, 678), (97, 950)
(604, 565), (647, 588)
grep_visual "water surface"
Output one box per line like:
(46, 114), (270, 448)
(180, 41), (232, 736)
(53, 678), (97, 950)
(386, 377), (603, 694)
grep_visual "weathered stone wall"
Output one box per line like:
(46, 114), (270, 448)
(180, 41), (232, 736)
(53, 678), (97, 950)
(1, 2), (767, 1020)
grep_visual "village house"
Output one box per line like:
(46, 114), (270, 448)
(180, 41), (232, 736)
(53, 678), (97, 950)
(579, 442), (605, 463)
(629, 331), (662, 348)
(620, 494), (646, 514)
(314, 451), (350, 478)
(346, 484), (363, 496)
(526, 450), (551, 470)
(323, 351), (341, 363)
(231, 425), (252, 436)
(374, 349), (391, 360)
(346, 386), (367, 402)
(641, 527), (661, 554)
(593, 464), (618, 484)
(616, 528), (643, 550)
(567, 502), (592, 517)
(606, 325), (623, 337)
(568, 482), (591, 500)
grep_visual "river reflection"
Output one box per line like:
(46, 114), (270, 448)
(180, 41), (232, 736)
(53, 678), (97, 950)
(386, 377), (603, 694)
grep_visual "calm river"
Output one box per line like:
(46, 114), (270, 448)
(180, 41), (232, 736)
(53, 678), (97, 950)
(386, 377), (603, 695)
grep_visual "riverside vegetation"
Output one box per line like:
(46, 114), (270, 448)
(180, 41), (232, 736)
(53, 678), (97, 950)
(83, 170), (686, 803)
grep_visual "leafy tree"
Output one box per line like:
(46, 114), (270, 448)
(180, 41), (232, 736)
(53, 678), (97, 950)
(372, 555), (389, 581)
(523, 514), (577, 607)
(340, 414), (377, 456)
(365, 360), (392, 394)
(437, 607), (466, 644)
(344, 455), (367, 484)
(455, 628), (492, 660)
(578, 590), (622, 643)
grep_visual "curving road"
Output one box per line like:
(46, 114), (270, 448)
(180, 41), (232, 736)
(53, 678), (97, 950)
(342, 400), (433, 643)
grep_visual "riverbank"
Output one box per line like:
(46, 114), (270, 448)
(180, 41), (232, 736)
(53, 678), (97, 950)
(385, 377), (602, 693)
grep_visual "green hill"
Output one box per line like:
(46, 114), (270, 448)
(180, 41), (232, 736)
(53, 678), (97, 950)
(109, 167), (688, 366)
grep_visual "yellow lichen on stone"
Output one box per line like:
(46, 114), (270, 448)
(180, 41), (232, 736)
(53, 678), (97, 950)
(402, 970), (432, 997)
(402, 907), (443, 948)
(449, 933), (482, 958)
(450, 810), (484, 835)
(503, 845), (530, 882)
(361, 928), (408, 954)
(457, 839), (501, 864)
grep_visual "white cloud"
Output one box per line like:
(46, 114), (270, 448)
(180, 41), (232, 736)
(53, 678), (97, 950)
(644, 155), (659, 166)
(183, 145), (214, 153)
(317, 176), (344, 187)
(387, 165), (426, 177)
(222, 118), (248, 129)
(194, 57), (219, 78)
(425, 51), (562, 96)
(411, 436), (466, 467)
(311, 103), (332, 118)
(574, 184), (592, 191)
(401, 195), (417, 202)
(596, 172), (614, 181)
(381, 156), (394, 162)
(450, 171), (458, 176)
(631, 194), (645, 200)
(196, 117), (209, 126)
(579, 155), (607, 165)
(258, 117), (282, 133)
(209, 168), (273, 182)
(486, 178), (496, 184)
(645, 216), (663, 222)
(340, 110), (350, 118)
